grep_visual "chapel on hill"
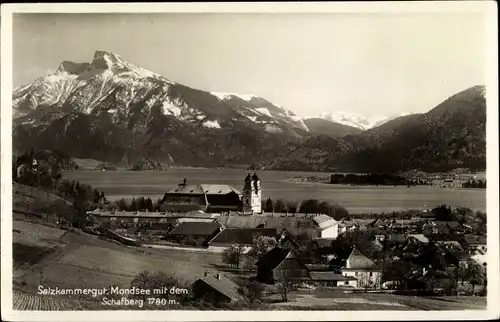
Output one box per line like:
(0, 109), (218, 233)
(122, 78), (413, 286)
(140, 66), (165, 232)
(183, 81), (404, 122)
(159, 173), (262, 215)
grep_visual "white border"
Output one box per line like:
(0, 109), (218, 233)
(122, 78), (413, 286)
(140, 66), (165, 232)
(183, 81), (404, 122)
(1, 2), (499, 321)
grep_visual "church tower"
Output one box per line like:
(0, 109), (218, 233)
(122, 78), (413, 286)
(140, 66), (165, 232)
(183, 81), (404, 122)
(242, 172), (262, 215)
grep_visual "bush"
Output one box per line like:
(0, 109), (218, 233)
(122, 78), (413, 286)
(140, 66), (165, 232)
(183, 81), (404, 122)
(237, 280), (264, 304)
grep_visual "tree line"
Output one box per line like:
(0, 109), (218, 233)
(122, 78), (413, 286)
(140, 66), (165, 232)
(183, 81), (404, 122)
(260, 197), (349, 220)
(13, 149), (107, 228)
(462, 180), (486, 188)
(112, 197), (163, 212)
(329, 173), (429, 186)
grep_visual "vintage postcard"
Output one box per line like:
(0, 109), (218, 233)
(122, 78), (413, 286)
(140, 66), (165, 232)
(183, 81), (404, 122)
(1, 2), (499, 321)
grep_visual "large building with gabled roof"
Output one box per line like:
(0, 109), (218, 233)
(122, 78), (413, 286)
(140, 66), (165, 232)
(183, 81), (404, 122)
(160, 178), (244, 214)
(342, 246), (382, 289)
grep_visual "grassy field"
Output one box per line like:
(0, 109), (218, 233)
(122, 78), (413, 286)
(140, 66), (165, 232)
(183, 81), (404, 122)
(63, 169), (486, 214)
(267, 289), (486, 310)
(13, 220), (226, 296)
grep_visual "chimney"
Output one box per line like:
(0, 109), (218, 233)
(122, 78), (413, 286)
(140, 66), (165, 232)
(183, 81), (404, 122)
(204, 271), (208, 277)
(216, 273), (221, 280)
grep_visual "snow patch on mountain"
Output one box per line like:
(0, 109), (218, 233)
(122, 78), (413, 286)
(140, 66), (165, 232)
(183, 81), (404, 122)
(161, 101), (182, 117)
(203, 120), (221, 129)
(255, 108), (272, 118)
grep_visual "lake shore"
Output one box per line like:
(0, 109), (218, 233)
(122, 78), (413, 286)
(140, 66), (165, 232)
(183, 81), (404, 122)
(62, 169), (486, 214)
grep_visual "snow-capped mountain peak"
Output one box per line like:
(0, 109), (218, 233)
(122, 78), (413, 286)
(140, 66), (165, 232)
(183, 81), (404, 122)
(13, 50), (309, 135)
(314, 111), (412, 130)
(211, 91), (259, 102)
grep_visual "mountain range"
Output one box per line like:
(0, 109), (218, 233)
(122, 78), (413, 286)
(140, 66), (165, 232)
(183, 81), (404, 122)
(12, 50), (486, 173)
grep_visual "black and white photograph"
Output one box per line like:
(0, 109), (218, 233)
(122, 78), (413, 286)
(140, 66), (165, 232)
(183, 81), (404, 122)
(1, 2), (499, 321)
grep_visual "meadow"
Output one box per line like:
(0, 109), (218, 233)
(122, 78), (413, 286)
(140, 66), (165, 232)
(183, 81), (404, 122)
(63, 169), (486, 214)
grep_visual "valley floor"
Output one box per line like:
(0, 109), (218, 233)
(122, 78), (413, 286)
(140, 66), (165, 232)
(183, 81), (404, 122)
(11, 220), (487, 311)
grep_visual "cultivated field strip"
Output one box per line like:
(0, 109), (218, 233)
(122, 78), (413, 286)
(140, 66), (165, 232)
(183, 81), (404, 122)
(13, 292), (100, 310)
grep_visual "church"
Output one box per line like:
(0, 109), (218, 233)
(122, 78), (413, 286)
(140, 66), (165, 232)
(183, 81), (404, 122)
(159, 173), (262, 215)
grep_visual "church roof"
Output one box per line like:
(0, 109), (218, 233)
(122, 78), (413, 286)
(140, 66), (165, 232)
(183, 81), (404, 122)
(245, 173), (252, 182)
(166, 184), (241, 195)
(168, 184), (205, 194)
(200, 184), (241, 195)
(252, 172), (260, 181)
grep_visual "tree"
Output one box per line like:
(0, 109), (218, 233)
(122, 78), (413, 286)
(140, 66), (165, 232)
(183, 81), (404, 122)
(222, 245), (245, 269)
(298, 199), (320, 214)
(274, 199), (286, 213)
(286, 201), (300, 214)
(129, 270), (189, 302)
(455, 262), (469, 285)
(276, 268), (299, 302)
(467, 262), (486, 294)
(264, 198), (274, 212)
(432, 204), (453, 221)
(246, 234), (277, 267)
(131, 198), (138, 211)
(237, 280), (264, 304)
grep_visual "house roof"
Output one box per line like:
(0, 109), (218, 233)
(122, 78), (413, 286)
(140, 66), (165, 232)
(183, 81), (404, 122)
(463, 235), (487, 245)
(196, 274), (242, 302)
(434, 221), (460, 229)
(388, 234), (407, 243)
(256, 247), (292, 271)
(409, 234), (429, 244)
(175, 217), (217, 224)
(208, 228), (277, 246)
(312, 215), (337, 230)
(309, 272), (357, 281)
(313, 238), (335, 249)
(447, 251), (471, 262)
(216, 215), (321, 239)
(168, 222), (222, 236)
(345, 247), (376, 269)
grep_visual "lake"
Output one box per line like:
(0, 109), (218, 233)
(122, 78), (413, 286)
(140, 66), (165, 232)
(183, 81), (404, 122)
(63, 168), (486, 214)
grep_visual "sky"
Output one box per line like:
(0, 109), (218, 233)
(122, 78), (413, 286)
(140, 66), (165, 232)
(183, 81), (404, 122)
(12, 12), (487, 118)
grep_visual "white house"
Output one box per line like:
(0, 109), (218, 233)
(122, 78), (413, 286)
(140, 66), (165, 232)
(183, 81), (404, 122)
(312, 214), (339, 239)
(341, 247), (382, 289)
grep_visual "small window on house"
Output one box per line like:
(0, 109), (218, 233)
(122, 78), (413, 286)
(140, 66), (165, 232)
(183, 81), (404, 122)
(369, 272), (373, 277)
(344, 281), (349, 285)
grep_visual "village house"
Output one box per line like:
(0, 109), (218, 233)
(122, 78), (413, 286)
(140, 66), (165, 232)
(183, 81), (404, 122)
(191, 272), (243, 303)
(312, 214), (339, 239)
(404, 268), (456, 294)
(310, 238), (337, 262)
(255, 247), (310, 285)
(166, 221), (223, 246)
(206, 228), (277, 253)
(86, 209), (219, 227)
(337, 218), (359, 234)
(217, 213), (336, 240)
(461, 235), (487, 254)
(341, 247), (382, 289)
(308, 271), (358, 288)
